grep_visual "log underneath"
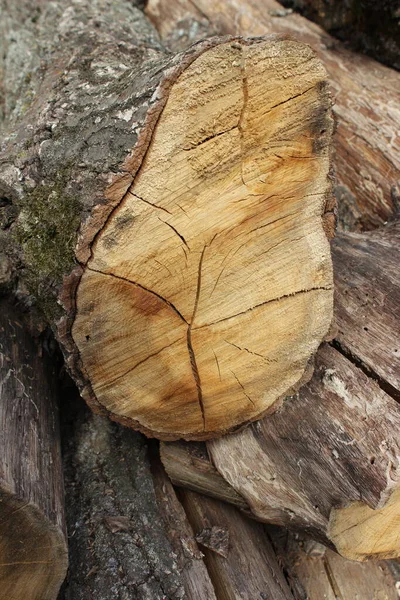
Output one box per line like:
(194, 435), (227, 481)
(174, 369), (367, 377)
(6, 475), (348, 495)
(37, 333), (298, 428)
(280, 0), (400, 71)
(0, 301), (67, 600)
(270, 528), (398, 600)
(0, 0), (334, 440)
(146, 0), (400, 230)
(162, 344), (400, 560)
(60, 394), (192, 599)
(179, 490), (294, 599)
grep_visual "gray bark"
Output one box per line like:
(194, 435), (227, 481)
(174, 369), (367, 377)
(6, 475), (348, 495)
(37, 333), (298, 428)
(60, 390), (187, 599)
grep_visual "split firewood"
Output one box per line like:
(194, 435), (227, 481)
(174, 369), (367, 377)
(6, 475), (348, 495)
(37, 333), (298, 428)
(178, 490), (295, 599)
(333, 222), (400, 400)
(1, 0), (334, 439)
(270, 528), (399, 600)
(150, 449), (218, 599)
(0, 300), (67, 600)
(161, 344), (400, 564)
(146, 0), (400, 230)
(161, 223), (400, 561)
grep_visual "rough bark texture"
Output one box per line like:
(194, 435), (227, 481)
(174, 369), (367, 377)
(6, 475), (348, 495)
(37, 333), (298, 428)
(60, 390), (189, 599)
(0, 299), (67, 600)
(280, 0), (400, 71)
(179, 490), (295, 600)
(160, 221), (400, 561)
(146, 0), (400, 231)
(0, 0), (335, 440)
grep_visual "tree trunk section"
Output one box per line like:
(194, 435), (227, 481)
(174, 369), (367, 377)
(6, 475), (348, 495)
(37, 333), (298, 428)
(146, 0), (400, 231)
(0, 299), (67, 600)
(0, 0), (335, 440)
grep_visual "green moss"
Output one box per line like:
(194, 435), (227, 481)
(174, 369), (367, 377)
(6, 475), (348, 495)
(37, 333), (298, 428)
(15, 172), (81, 319)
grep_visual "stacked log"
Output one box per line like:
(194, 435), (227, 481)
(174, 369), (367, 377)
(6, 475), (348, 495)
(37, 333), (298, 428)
(161, 223), (400, 561)
(1, 0), (400, 597)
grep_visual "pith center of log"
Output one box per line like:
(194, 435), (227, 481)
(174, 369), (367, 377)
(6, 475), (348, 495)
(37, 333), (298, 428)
(72, 38), (334, 440)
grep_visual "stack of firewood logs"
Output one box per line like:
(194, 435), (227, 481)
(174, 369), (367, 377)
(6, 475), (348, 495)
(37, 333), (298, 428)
(0, 0), (399, 598)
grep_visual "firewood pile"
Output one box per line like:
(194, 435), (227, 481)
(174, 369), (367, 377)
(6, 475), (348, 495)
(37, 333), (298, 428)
(0, 0), (399, 598)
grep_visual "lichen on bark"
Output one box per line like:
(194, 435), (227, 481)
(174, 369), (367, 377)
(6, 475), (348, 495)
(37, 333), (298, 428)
(14, 170), (81, 320)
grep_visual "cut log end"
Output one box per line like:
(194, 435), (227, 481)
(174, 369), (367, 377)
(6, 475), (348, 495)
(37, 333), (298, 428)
(0, 491), (67, 600)
(328, 487), (400, 562)
(72, 36), (334, 440)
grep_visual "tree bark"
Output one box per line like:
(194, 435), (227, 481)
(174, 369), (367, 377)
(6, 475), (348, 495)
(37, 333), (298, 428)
(146, 0), (400, 231)
(160, 222), (400, 561)
(0, 299), (67, 600)
(0, 0), (335, 440)
(60, 391), (194, 599)
(279, 0), (400, 72)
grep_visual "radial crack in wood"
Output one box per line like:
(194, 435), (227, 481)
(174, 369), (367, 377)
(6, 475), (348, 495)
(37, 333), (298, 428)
(72, 36), (334, 439)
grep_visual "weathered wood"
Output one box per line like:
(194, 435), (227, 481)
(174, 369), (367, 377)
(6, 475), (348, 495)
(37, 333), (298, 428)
(0, 300), (67, 600)
(146, 0), (400, 230)
(60, 392), (191, 599)
(161, 222), (400, 560)
(179, 490), (295, 599)
(150, 449), (218, 599)
(333, 222), (400, 400)
(162, 343), (400, 560)
(279, 0), (400, 71)
(0, 0), (335, 440)
(270, 528), (399, 600)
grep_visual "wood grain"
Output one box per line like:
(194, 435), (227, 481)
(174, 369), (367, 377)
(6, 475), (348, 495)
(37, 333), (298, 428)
(146, 0), (400, 230)
(72, 36), (334, 439)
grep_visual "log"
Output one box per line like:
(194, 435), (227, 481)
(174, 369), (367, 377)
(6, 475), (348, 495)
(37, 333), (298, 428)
(158, 447), (399, 596)
(279, 0), (400, 71)
(0, 0), (335, 439)
(160, 223), (400, 561)
(270, 528), (399, 600)
(0, 299), (67, 600)
(178, 490), (295, 599)
(146, 0), (400, 230)
(60, 390), (197, 599)
(333, 221), (400, 400)
(150, 448), (218, 599)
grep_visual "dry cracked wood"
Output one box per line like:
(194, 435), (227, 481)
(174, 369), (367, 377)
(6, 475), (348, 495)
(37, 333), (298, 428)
(72, 37), (334, 440)
(161, 223), (400, 559)
(162, 341), (400, 560)
(270, 528), (399, 600)
(1, 0), (334, 440)
(179, 490), (295, 599)
(146, 0), (400, 230)
(0, 300), (67, 600)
